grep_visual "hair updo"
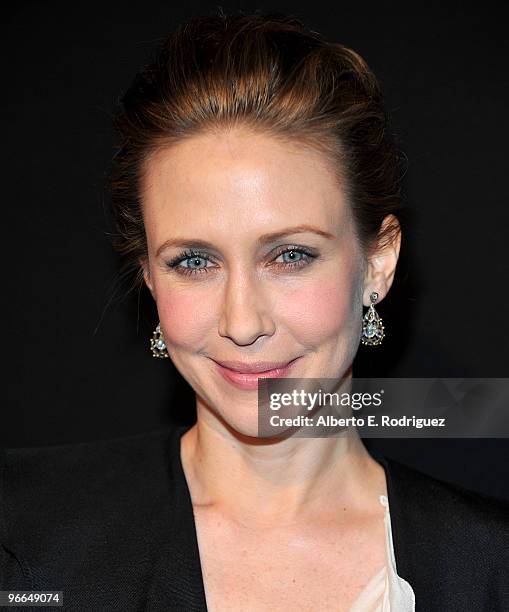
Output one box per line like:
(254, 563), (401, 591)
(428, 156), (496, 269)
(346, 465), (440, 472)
(105, 11), (406, 294)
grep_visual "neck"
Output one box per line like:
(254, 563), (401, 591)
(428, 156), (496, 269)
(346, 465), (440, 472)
(180, 408), (387, 530)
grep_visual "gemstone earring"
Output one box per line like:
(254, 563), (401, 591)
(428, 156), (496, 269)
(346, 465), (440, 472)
(361, 291), (385, 346)
(150, 322), (170, 358)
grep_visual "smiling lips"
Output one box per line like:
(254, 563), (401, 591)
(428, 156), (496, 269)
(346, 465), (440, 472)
(211, 357), (302, 390)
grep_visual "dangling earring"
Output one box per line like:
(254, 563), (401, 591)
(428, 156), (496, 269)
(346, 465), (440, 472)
(361, 291), (385, 346)
(150, 322), (170, 358)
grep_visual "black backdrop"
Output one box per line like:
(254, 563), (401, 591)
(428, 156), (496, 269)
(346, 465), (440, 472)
(4, 1), (509, 500)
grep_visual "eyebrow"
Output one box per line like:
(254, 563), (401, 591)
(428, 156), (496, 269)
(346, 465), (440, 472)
(155, 224), (335, 257)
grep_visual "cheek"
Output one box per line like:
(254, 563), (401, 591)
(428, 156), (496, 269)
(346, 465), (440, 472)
(277, 274), (360, 343)
(156, 291), (212, 347)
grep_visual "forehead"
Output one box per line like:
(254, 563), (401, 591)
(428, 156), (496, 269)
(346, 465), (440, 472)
(140, 128), (351, 238)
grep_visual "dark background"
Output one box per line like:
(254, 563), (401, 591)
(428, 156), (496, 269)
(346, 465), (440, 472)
(4, 2), (509, 499)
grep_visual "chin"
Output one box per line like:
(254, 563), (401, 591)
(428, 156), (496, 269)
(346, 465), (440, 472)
(216, 408), (262, 439)
(201, 399), (268, 440)
(213, 403), (298, 442)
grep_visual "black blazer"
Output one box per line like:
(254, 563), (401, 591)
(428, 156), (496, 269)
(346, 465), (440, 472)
(1, 424), (509, 611)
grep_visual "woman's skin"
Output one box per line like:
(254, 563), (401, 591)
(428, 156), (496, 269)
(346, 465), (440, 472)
(140, 126), (401, 610)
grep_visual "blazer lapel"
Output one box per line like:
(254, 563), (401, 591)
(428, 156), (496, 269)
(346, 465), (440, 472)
(147, 425), (208, 611)
(373, 452), (451, 610)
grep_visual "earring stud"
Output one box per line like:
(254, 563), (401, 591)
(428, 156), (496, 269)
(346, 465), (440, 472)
(361, 291), (385, 346)
(150, 322), (170, 358)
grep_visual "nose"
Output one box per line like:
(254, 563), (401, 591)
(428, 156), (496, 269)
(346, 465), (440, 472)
(218, 267), (276, 346)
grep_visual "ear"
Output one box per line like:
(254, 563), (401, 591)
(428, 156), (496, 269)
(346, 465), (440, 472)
(139, 257), (155, 297)
(363, 214), (401, 306)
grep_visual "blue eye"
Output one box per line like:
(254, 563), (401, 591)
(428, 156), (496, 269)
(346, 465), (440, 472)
(277, 249), (305, 264)
(166, 246), (316, 277)
(166, 250), (214, 276)
(180, 255), (209, 270)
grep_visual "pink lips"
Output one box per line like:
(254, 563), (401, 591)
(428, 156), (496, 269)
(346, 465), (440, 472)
(212, 357), (302, 390)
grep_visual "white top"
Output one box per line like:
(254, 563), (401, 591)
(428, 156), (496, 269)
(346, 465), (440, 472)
(348, 495), (416, 611)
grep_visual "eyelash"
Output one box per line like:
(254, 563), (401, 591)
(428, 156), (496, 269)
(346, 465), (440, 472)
(166, 245), (317, 277)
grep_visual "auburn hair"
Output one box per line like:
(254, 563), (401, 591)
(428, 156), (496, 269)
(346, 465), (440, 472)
(105, 11), (406, 294)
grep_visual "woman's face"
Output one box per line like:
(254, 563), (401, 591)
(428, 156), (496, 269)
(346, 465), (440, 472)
(140, 128), (386, 436)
